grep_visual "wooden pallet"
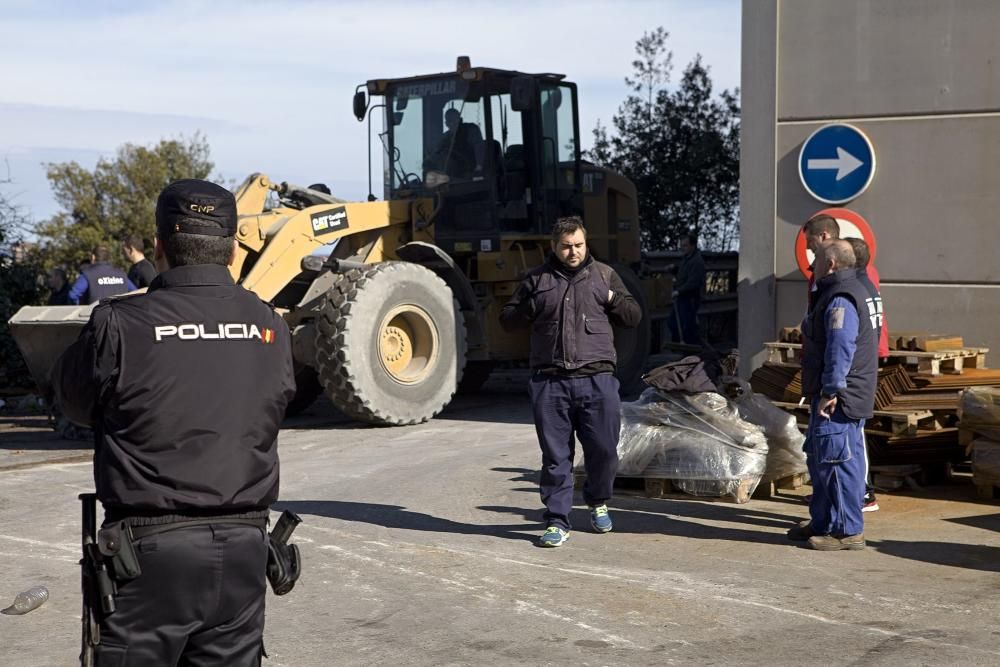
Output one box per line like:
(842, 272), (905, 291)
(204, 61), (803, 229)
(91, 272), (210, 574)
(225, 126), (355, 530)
(773, 401), (941, 437)
(900, 348), (989, 375)
(575, 474), (757, 504)
(890, 331), (964, 352)
(764, 342), (989, 376)
(751, 472), (809, 499)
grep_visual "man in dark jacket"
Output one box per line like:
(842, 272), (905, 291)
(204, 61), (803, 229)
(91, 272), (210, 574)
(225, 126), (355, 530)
(500, 216), (642, 547)
(668, 233), (705, 344)
(67, 245), (136, 304)
(122, 233), (157, 288)
(54, 179), (296, 664)
(788, 240), (878, 551)
(46, 267), (71, 305)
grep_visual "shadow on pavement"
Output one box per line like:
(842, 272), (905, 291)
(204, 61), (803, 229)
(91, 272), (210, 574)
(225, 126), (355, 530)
(477, 503), (794, 546)
(275, 499), (539, 543)
(436, 391), (534, 425)
(945, 513), (1000, 534)
(867, 539), (1000, 573)
(0, 416), (91, 451)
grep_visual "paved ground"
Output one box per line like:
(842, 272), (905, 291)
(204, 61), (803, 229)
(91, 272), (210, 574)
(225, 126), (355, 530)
(2, 377), (999, 666)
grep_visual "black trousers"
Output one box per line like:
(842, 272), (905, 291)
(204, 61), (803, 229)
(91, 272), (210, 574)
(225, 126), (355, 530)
(95, 523), (268, 666)
(529, 373), (621, 530)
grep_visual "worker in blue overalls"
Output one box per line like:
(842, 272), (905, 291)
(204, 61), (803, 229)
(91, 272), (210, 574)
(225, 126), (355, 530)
(788, 239), (878, 551)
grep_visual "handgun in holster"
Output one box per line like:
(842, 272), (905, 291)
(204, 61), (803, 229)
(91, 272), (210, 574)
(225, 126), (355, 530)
(80, 493), (119, 667)
(266, 510), (302, 596)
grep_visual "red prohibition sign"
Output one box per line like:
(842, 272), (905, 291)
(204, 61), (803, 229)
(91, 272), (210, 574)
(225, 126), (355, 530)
(795, 207), (878, 278)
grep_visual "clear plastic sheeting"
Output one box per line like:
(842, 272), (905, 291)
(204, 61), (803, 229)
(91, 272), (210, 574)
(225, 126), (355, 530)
(725, 377), (808, 481)
(972, 439), (1000, 482)
(959, 387), (1000, 441)
(613, 388), (767, 498)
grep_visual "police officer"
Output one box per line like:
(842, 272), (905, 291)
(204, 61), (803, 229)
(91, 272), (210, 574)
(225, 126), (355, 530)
(500, 216), (642, 547)
(787, 240), (877, 551)
(67, 244), (136, 304)
(54, 179), (296, 664)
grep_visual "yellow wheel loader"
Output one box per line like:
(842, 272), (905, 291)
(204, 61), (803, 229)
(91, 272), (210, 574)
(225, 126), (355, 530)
(11, 58), (671, 426)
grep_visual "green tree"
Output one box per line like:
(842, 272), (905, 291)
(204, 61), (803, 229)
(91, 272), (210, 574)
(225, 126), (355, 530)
(36, 134), (213, 272)
(0, 177), (42, 389)
(589, 29), (740, 251)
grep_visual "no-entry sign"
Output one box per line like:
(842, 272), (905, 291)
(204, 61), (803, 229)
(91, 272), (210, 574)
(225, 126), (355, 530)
(795, 208), (878, 278)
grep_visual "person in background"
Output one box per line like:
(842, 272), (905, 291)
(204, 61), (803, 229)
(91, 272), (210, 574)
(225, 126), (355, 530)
(122, 234), (157, 289)
(846, 237), (885, 513)
(46, 267), (71, 305)
(667, 232), (705, 345)
(68, 245), (135, 305)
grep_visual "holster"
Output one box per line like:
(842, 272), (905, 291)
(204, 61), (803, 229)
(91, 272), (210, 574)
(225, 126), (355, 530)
(266, 538), (301, 596)
(97, 522), (142, 582)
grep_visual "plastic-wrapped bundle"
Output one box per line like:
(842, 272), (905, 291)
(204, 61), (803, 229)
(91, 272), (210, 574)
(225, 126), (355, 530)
(615, 389), (767, 497)
(959, 388), (1000, 441)
(972, 439), (1000, 482)
(723, 377), (808, 481)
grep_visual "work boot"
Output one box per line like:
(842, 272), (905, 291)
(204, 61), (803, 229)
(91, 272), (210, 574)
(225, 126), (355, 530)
(538, 526), (570, 548)
(786, 519), (814, 541)
(589, 504), (613, 533)
(808, 534), (866, 551)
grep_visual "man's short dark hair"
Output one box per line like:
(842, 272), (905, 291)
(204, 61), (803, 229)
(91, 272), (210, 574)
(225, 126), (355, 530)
(50, 267), (67, 282)
(163, 232), (234, 267)
(551, 216), (586, 244)
(93, 245), (112, 263)
(122, 234), (145, 253)
(804, 214), (840, 239)
(846, 238), (870, 268)
(684, 232), (698, 247)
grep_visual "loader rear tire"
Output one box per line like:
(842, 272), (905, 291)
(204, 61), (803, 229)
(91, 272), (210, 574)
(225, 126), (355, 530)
(314, 262), (467, 426)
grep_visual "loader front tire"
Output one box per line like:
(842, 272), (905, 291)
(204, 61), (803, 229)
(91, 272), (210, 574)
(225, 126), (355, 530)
(315, 262), (467, 426)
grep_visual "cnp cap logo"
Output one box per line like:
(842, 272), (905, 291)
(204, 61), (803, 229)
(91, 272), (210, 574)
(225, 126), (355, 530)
(189, 204), (216, 214)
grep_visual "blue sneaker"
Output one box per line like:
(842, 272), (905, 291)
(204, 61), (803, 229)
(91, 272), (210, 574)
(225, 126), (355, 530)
(589, 504), (613, 533)
(538, 526), (570, 547)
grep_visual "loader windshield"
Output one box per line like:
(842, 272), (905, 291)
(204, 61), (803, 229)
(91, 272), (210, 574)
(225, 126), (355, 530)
(385, 77), (488, 194)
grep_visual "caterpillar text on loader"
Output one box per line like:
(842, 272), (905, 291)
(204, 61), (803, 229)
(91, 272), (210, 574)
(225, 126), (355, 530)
(10, 57), (670, 426)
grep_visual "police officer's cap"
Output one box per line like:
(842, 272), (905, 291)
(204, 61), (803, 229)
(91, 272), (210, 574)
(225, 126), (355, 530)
(156, 179), (237, 239)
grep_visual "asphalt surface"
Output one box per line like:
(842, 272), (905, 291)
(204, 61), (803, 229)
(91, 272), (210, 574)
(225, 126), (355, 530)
(2, 377), (1000, 666)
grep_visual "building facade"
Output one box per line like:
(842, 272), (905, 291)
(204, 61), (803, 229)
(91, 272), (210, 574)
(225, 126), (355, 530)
(740, 0), (1000, 374)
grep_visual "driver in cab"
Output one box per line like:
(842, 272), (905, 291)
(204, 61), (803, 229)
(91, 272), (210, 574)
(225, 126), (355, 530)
(426, 108), (483, 180)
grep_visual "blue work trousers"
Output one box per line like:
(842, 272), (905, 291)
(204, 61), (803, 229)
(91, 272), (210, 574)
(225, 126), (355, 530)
(529, 373), (621, 531)
(805, 400), (867, 537)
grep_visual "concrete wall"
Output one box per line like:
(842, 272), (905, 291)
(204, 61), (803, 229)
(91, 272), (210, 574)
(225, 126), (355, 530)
(740, 0), (1000, 375)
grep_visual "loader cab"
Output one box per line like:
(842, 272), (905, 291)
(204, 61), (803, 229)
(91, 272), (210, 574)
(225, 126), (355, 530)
(362, 64), (583, 255)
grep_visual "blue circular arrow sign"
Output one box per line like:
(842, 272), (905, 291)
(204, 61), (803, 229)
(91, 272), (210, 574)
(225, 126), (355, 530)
(797, 123), (876, 204)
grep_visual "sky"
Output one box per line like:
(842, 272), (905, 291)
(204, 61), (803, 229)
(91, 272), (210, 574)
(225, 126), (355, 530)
(0, 0), (740, 229)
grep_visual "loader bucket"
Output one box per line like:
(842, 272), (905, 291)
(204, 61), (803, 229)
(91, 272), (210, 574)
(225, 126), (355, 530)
(8, 305), (94, 397)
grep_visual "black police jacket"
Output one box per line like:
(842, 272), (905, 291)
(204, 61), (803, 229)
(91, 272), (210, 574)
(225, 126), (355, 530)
(54, 264), (296, 517)
(499, 254), (642, 370)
